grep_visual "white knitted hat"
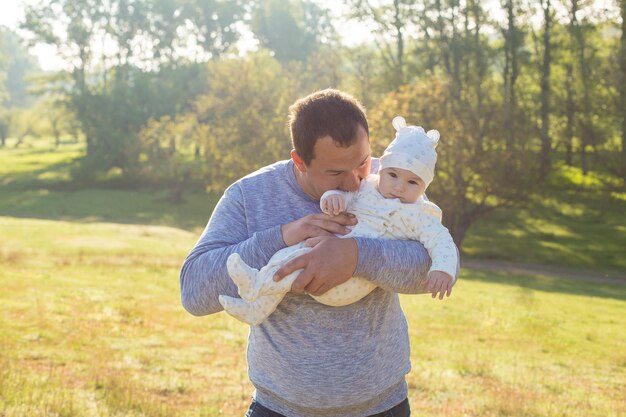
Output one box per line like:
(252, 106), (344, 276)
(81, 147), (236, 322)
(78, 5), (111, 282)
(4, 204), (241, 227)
(379, 116), (440, 188)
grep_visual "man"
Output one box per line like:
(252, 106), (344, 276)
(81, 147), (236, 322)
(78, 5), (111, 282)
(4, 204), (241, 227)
(180, 89), (458, 416)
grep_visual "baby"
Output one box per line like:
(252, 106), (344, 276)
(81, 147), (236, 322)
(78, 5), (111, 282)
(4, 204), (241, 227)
(219, 116), (458, 325)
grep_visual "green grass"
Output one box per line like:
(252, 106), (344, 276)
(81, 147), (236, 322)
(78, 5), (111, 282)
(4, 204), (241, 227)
(1, 216), (624, 416)
(462, 164), (626, 274)
(2, 139), (624, 272)
(1, 138), (625, 415)
(0, 139), (217, 231)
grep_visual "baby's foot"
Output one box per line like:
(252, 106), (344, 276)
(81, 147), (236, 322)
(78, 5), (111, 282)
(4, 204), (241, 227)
(218, 294), (283, 326)
(227, 253), (260, 301)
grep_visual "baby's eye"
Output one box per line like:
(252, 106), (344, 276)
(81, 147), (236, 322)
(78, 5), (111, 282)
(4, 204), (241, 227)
(388, 172), (397, 178)
(409, 180), (418, 185)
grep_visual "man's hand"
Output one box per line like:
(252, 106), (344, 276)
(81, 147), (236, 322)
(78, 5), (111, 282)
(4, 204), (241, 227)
(273, 236), (358, 296)
(281, 213), (357, 247)
(425, 270), (453, 300)
(321, 194), (347, 216)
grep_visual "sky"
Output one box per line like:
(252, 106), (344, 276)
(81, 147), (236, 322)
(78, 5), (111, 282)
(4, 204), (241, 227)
(0, 0), (493, 72)
(1, 0), (374, 71)
(1, 0), (64, 71)
(1, 0), (619, 72)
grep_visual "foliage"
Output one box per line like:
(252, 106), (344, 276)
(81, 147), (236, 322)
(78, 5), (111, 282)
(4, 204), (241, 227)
(345, 0), (422, 89)
(250, 0), (336, 63)
(10, 0), (626, 199)
(8, 106), (50, 147)
(140, 53), (297, 192)
(20, 0), (240, 178)
(370, 78), (537, 248)
(0, 30), (9, 105)
(0, 27), (40, 108)
(0, 108), (9, 147)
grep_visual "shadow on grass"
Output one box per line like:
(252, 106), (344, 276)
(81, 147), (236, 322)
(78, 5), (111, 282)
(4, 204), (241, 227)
(0, 188), (218, 231)
(463, 268), (626, 302)
(463, 187), (626, 273)
(1, 157), (79, 189)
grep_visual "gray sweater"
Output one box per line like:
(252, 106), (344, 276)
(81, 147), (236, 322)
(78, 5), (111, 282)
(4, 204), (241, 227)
(180, 159), (446, 416)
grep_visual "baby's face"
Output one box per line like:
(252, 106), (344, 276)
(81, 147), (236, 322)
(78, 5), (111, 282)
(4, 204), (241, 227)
(378, 168), (426, 203)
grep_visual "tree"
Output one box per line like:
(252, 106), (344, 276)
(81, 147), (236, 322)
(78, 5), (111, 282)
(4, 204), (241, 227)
(146, 53), (297, 191)
(345, 0), (419, 89)
(0, 30), (9, 146)
(146, 0), (185, 64)
(563, 61), (576, 165)
(369, 79), (536, 248)
(0, 107), (10, 147)
(251, 0), (335, 63)
(501, 0), (525, 154)
(184, 0), (245, 60)
(567, 0), (594, 174)
(40, 96), (74, 147)
(0, 27), (40, 108)
(619, 0), (626, 186)
(538, 0), (554, 178)
(22, 0), (103, 155)
(20, 0), (240, 179)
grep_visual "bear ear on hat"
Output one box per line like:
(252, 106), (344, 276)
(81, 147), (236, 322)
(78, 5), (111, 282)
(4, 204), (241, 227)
(392, 116), (406, 131)
(427, 129), (440, 148)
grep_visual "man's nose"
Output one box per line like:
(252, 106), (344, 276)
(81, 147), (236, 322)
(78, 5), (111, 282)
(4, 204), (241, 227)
(343, 171), (362, 191)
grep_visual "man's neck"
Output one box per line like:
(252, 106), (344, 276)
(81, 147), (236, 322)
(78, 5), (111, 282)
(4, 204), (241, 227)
(292, 163), (318, 200)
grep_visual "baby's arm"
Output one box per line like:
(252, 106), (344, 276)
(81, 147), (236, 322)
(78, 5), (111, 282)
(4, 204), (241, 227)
(320, 190), (357, 216)
(408, 202), (458, 299)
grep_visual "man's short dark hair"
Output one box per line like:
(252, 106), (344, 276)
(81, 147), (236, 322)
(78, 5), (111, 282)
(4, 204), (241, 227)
(289, 89), (369, 165)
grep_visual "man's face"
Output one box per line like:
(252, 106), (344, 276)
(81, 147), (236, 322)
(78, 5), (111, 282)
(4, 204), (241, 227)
(293, 125), (371, 200)
(377, 167), (426, 203)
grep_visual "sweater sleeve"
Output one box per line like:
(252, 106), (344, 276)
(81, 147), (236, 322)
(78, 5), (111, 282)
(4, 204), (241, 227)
(180, 183), (287, 316)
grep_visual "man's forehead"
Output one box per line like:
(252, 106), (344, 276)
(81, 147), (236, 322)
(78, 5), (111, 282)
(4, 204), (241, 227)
(323, 154), (370, 171)
(315, 147), (370, 170)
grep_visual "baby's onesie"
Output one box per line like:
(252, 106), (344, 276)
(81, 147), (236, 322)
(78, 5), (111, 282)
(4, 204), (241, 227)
(219, 175), (457, 325)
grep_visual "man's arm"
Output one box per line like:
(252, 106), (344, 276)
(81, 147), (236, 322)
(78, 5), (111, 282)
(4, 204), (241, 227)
(180, 184), (286, 316)
(275, 237), (460, 296)
(353, 237), (460, 294)
(180, 183), (359, 316)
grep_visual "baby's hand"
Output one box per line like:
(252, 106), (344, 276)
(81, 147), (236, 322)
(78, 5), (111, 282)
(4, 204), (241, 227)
(321, 194), (346, 216)
(425, 271), (453, 300)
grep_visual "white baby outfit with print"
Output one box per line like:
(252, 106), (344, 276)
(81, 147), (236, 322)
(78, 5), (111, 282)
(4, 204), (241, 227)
(219, 174), (458, 326)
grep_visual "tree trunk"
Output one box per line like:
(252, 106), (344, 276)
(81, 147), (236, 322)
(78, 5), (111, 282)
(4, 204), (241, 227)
(565, 63), (574, 165)
(503, 0), (518, 155)
(436, 0), (451, 76)
(393, 0), (404, 88)
(168, 136), (176, 156)
(570, 0), (592, 175)
(620, 0), (626, 187)
(473, 1), (485, 156)
(449, 210), (471, 249)
(51, 118), (61, 147)
(539, 0), (552, 179)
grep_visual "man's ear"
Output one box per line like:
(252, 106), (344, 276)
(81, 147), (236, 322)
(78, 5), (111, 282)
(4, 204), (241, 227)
(291, 149), (307, 172)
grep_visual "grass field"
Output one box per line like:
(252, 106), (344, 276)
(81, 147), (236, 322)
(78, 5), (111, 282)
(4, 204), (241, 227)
(1, 216), (624, 416)
(1, 140), (625, 416)
(1, 140), (624, 271)
(462, 164), (626, 274)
